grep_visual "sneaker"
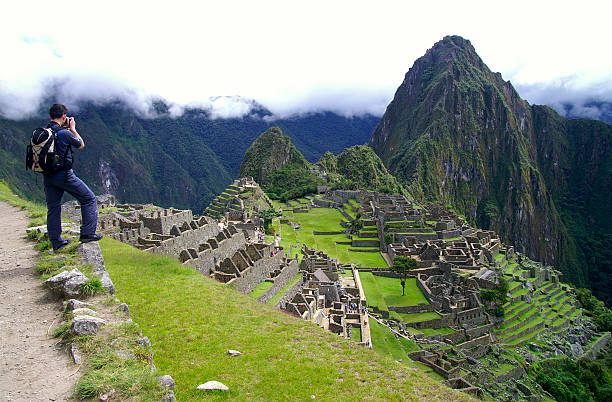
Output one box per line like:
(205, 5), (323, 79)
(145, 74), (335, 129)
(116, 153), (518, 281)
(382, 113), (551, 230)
(80, 233), (103, 243)
(53, 239), (71, 251)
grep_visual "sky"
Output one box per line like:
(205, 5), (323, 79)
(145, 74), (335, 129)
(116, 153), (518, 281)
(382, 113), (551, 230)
(1, 0), (611, 120)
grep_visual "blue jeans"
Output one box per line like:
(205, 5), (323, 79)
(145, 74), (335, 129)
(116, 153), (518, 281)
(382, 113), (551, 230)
(44, 169), (98, 249)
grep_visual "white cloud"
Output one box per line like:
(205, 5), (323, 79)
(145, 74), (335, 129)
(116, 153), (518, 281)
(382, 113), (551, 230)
(1, 0), (611, 119)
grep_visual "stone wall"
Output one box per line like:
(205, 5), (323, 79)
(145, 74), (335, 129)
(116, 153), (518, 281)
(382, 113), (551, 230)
(141, 209), (193, 235)
(229, 251), (288, 294)
(582, 332), (611, 360)
(275, 276), (308, 309)
(257, 260), (300, 304)
(145, 223), (221, 257)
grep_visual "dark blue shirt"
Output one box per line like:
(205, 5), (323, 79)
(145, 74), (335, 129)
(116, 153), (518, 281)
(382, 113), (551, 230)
(47, 121), (82, 170)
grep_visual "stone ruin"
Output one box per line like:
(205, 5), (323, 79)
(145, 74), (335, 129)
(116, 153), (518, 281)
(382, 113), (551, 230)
(101, 204), (299, 298)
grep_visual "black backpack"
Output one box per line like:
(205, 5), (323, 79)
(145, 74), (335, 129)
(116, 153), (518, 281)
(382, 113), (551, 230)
(25, 126), (70, 174)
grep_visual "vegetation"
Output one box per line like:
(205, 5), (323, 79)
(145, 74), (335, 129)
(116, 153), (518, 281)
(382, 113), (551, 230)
(532, 357), (612, 402)
(100, 237), (468, 401)
(480, 278), (509, 317)
(390, 256), (418, 296)
(576, 288), (612, 332)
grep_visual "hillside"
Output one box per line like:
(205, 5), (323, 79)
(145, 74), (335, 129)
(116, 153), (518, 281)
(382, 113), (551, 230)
(369, 35), (612, 305)
(0, 102), (378, 213)
(100, 237), (470, 401)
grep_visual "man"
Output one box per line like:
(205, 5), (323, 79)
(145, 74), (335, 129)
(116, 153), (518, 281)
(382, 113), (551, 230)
(44, 103), (102, 251)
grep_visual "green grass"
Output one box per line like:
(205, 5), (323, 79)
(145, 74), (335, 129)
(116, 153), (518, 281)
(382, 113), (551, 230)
(276, 207), (387, 268)
(359, 273), (429, 311)
(267, 273), (302, 306)
(351, 327), (362, 342)
(249, 281), (274, 299)
(394, 312), (442, 323)
(0, 180), (47, 227)
(100, 238), (467, 401)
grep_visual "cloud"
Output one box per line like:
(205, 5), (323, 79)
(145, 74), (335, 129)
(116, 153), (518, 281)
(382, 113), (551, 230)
(0, 0), (611, 121)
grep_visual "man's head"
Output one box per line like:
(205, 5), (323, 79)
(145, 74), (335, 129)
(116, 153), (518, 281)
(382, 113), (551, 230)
(49, 104), (68, 120)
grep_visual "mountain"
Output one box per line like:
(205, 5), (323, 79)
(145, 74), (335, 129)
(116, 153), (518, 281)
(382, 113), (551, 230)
(239, 128), (404, 201)
(369, 35), (612, 305)
(238, 126), (310, 186)
(0, 102), (378, 213)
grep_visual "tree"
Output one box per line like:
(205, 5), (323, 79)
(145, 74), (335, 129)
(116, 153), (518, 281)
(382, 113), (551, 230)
(390, 256), (418, 296)
(259, 208), (281, 234)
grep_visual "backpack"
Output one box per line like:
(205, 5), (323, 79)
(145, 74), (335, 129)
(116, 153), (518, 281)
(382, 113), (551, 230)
(25, 126), (69, 174)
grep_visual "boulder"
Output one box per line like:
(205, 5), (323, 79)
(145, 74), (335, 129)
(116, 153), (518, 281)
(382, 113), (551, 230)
(70, 343), (82, 365)
(71, 315), (106, 335)
(227, 350), (241, 356)
(72, 307), (97, 316)
(65, 299), (92, 312)
(197, 381), (229, 391)
(156, 375), (176, 390)
(46, 268), (88, 298)
(77, 242), (115, 294)
(118, 303), (130, 315)
(136, 336), (151, 348)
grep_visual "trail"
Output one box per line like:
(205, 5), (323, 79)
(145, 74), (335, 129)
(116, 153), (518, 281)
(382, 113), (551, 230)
(0, 202), (75, 401)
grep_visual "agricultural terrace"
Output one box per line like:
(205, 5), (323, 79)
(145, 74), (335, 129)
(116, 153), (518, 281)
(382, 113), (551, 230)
(270, 199), (388, 268)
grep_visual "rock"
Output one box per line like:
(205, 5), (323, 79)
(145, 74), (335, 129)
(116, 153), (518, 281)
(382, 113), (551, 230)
(71, 315), (106, 335)
(72, 308), (97, 316)
(117, 303), (129, 315)
(156, 375), (176, 390)
(70, 343), (82, 365)
(570, 343), (585, 357)
(97, 271), (116, 295)
(136, 336), (151, 348)
(227, 350), (241, 356)
(524, 352), (536, 363)
(65, 299), (92, 312)
(196, 381), (229, 391)
(162, 390), (176, 402)
(46, 268), (88, 298)
(77, 242), (115, 294)
(99, 389), (115, 401)
(116, 350), (136, 360)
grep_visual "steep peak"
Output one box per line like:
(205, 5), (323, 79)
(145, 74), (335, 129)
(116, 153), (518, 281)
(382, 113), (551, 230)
(418, 35), (484, 73)
(238, 127), (308, 186)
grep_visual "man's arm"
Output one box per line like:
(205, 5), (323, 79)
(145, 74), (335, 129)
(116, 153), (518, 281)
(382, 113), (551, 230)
(68, 117), (85, 149)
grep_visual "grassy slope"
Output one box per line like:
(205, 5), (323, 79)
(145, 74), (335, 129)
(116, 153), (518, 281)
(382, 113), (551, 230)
(100, 237), (469, 401)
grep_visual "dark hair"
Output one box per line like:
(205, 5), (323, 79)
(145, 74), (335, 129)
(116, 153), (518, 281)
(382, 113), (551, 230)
(49, 104), (68, 119)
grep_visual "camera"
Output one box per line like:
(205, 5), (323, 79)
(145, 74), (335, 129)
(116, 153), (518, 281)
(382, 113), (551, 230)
(62, 116), (72, 128)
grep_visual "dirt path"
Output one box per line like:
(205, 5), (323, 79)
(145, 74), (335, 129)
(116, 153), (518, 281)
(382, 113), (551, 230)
(0, 202), (76, 401)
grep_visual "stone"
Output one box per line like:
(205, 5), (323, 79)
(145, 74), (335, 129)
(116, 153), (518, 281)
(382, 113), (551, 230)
(136, 336), (151, 348)
(70, 343), (82, 365)
(45, 268), (88, 298)
(72, 307), (97, 316)
(71, 315), (106, 335)
(156, 375), (176, 390)
(116, 350), (136, 360)
(227, 349), (241, 356)
(524, 352), (536, 363)
(99, 389), (115, 401)
(77, 242), (116, 294)
(161, 391), (176, 402)
(196, 381), (229, 391)
(118, 303), (130, 315)
(65, 299), (92, 312)
(570, 343), (584, 357)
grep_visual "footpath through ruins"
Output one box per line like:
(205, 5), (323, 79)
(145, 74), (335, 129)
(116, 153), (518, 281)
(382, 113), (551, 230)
(0, 201), (76, 401)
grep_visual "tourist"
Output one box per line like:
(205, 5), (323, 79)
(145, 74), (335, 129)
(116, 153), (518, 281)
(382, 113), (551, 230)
(43, 104), (102, 251)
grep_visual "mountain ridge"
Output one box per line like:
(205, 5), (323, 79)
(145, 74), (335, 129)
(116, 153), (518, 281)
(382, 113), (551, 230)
(369, 35), (611, 305)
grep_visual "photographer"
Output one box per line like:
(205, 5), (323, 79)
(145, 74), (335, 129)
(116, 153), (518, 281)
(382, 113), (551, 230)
(44, 103), (102, 251)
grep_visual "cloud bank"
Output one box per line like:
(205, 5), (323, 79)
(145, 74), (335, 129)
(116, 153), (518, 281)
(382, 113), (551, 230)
(1, 0), (611, 121)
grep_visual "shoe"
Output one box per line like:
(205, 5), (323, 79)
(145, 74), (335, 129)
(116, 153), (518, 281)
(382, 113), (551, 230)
(80, 233), (103, 243)
(53, 239), (71, 251)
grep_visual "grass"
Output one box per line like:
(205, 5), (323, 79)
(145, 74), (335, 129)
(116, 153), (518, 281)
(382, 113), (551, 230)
(359, 273), (429, 311)
(394, 312), (442, 324)
(0, 180), (47, 227)
(276, 206), (388, 268)
(249, 281), (274, 299)
(100, 237), (468, 401)
(267, 273), (302, 306)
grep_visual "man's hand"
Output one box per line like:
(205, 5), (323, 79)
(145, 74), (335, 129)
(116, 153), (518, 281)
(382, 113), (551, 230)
(69, 116), (76, 131)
